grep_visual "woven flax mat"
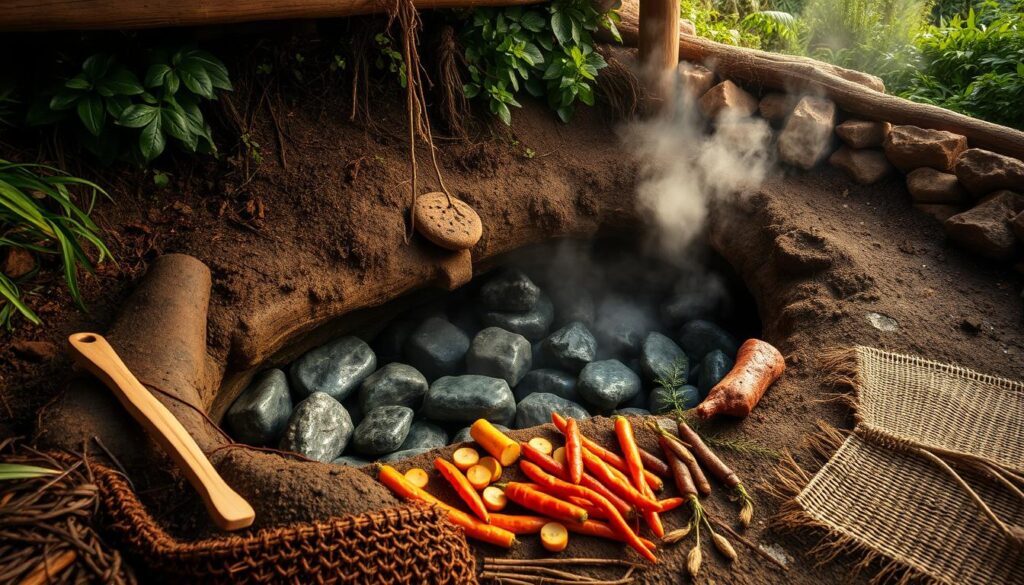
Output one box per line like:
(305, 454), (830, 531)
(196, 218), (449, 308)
(776, 346), (1024, 585)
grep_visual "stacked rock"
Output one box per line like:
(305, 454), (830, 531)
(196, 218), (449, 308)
(225, 261), (745, 466)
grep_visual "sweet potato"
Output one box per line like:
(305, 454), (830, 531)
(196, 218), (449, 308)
(696, 338), (784, 419)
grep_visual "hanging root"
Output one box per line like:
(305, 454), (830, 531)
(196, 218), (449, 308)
(435, 25), (471, 140)
(595, 46), (643, 120)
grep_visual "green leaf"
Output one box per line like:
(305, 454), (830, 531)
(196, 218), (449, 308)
(521, 11), (546, 32)
(65, 76), (91, 90)
(139, 115), (165, 161)
(105, 95), (131, 119)
(551, 12), (572, 45)
(77, 94), (105, 136)
(117, 104), (159, 128)
(463, 83), (481, 99)
(144, 64), (173, 88)
(161, 108), (196, 151)
(578, 83), (594, 106)
(49, 90), (82, 111)
(98, 67), (144, 96)
(182, 50), (232, 91)
(494, 100), (512, 125)
(178, 61), (214, 98)
(0, 462), (59, 480)
(82, 53), (115, 81)
(1018, 63), (1024, 78)
(522, 43), (544, 66)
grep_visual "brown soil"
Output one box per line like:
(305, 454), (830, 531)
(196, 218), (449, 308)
(2, 28), (1022, 585)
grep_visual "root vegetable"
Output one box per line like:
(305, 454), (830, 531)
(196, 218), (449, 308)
(466, 464), (493, 490)
(483, 485), (508, 511)
(568, 496), (608, 520)
(638, 447), (670, 478)
(377, 464), (515, 547)
(696, 339), (784, 419)
(479, 456), (503, 482)
(541, 522), (569, 552)
(490, 513), (547, 534)
(660, 437), (697, 499)
(551, 413), (662, 492)
(649, 424), (712, 496)
(471, 419), (521, 465)
(520, 441), (634, 517)
(676, 420), (754, 526)
(528, 437), (554, 455)
(615, 416), (664, 538)
(580, 449), (670, 513)
(564, 417), (584, 484)
(503, 482), (589, 524)
(552, 446), (566, 464)
(452, 446), (480, 471)
(435, 457), (490, 522)
(404, 467), (430, 488)
(566, 520), (657, 551)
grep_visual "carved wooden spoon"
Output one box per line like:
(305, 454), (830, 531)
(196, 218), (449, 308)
(67, 332), (255, 531)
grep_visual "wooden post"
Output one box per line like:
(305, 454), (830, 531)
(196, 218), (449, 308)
(638, 0), (680, 110)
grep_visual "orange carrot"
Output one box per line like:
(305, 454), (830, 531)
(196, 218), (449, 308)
(503, 482), (589, 524)
(551, 413), (663, 492)
(580, 448), (662, 513)
(452, 447), (480, 470)
(528, 436), (554, 455)
(482, 485), (507, 511)
(404, 467), (429, 488)
(377, 464), (515, 547)
(479, 456), (503, 482)
(696, 338), (785, 419)
(520, 441), (634, 517)
(567, 519), (657, 551)
(615, 416), (664, 538)
(652, 425), (712, 496)
(471, 419), (521, 465)
(541, 522), (569, 552)
(489, 513), (548, 534)
(466, 464), (493, 490)
(435, 457), (490, 523)
(567, 495), (608, 520)
(564, 417), (584, 484)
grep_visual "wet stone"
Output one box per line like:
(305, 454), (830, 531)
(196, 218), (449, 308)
(279, 392), (353, 463)
(359, 363), (429, 413)
(577, 360), (642, 411)
(640, 332), (688, 386)
(422, 375), (516, 426)
(479, 269), (541, 312)
(403, 317), (470, 381)
(698, 350), (735, 397)
(543, 321), (598, 372)
(515, 393), (590, 429)
(678, 320), (739, 360)
(399, 421), (449, 451)
(514, 369), (579, 403)
(480, 294), (555, 341)
(467, 327), (532, 387)
(290, 336), (376, 401)
(378, 448), (431, 463)
(649, 385), (700, 414)
(352, 405), (415, 456)
(226, 369), (293, 446)
(332, 455), (371, 467)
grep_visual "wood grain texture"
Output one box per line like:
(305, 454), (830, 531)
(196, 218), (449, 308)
(67, 332), (255, 531)
(0, 0), (544, 31)
(638, 0), (679, 108)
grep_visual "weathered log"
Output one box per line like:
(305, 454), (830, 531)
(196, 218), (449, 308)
(0, 0), (544, 31)
(613, 0), (1024, 161)
(637, 0), (679, 108)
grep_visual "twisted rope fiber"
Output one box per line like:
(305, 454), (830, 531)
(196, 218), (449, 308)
(48, 451), (478, 584)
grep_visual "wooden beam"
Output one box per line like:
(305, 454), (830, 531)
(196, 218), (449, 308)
(0, 0), (544, 31)
(637, 0), (679, 108)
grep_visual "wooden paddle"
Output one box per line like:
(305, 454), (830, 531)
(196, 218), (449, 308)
(67, 332), (255, 531)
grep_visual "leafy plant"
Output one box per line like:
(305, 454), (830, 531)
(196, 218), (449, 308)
(741, 10), (800, 50)
(0, 160), (111, 330)
(0, 463), (60, 480)
(680, 0), (765, 47)
(29, 48), (231, 163)
(375, 34), (408, 88)
(461, 0), (617, 124)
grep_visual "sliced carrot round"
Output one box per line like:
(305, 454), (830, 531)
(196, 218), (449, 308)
(552, 446), (567, 464)
(482, 485), (507, 511)
(540, 521), (569, 552)
(528, 437), (553, 456)
(452, 447), (480, 471)
(403, 467), (429, 488)
(479, 456), (503, 482)
(466, 464), (492, 490)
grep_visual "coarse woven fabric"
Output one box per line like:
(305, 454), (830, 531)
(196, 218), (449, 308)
(779, 346), (1024, 585)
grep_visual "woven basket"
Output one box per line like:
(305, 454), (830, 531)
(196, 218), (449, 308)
(89, 458), (478, 584)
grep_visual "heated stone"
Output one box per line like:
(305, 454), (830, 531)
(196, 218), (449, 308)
(661, 273), (731, 326)
(467, 327), (532, 386)
(543, 321), (597, 372)
(515, 393), (590, 429)
(678, 320), (739, 360)
(403, 317), (470, 381)
(422, 375), (516, 426)
(614, 407), (651, 416)
(758, 92), (793, 122)
(352, 405), (414, 456)
(279, 392), (353, 462)
(332, 455), (371, 467)
(698, 350), (735, 397)
(699, 80), (758, 119)
(649, 385), (700, 414)
(679, 63), (715, 99)
(551, 289), (596, 327)
(226, 369), (293, 446)
(907, 167), (967, 204)
(479, 269), (541, 312)
(778, 96), (837, 170)
(943, 191), (1024, 260)
(577, 360), (642, 411)
(358, 363), (429, 413)
(514, 369), (579, 403)
(399, 421), (449, 451)
(480, 294), (555, 341)
(835, 119), (890, 149)
(640, 332), (688, 386)
(594, 297), (653, 356)
(829, 147), (893, 185)
(378, 448), (431, 462)
(954, 148), (1024, 198)
(290, 336), (376, 401)
(371, 319), (416, 365)
(883, 125), (967, 172)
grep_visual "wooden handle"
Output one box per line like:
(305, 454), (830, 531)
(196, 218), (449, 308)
(67, 332), (255, 531)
